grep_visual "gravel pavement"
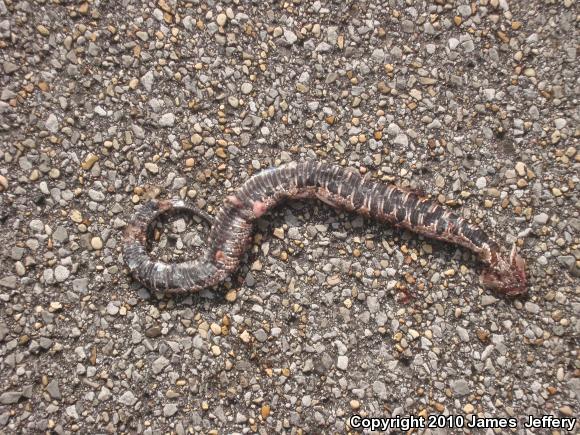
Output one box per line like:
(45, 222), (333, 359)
(0, 0), (578, 433)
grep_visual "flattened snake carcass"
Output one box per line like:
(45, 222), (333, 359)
(123, 160), (527, 296)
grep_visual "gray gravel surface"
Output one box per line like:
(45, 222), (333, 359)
(1, 0), (579, 433)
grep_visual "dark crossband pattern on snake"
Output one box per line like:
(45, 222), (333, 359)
(123, 160), (527, 296)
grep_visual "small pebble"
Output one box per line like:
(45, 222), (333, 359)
(91, 237), (103, 250)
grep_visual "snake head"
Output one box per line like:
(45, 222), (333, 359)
(481, 245), (527, 296)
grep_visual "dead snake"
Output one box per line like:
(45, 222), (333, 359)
(123, 160), (527, 296)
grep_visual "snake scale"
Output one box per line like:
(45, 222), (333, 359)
(123, 160), (527, 296)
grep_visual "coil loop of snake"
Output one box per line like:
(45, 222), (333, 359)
(123, 160), (527, 296)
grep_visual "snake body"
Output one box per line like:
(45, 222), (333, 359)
(123, 161), (527, 295)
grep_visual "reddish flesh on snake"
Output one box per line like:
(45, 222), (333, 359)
(123, 161), (527, 295)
